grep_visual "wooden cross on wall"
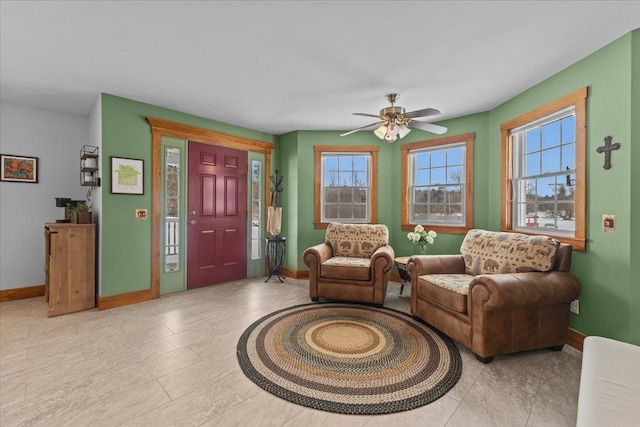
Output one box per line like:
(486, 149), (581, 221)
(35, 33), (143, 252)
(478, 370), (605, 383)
(596, 136), (620, 170)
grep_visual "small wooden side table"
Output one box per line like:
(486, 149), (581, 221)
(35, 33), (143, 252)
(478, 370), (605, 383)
(394, 256), (412, 296)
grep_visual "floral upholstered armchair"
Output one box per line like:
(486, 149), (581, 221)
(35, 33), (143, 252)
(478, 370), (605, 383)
(303, 223), (395, 306)
(408, 229), (581, 363)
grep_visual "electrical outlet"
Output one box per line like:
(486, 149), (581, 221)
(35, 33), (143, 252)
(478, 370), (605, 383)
(570, 299), (580, 315)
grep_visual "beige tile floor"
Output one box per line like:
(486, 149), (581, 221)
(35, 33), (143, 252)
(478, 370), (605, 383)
(0, 278), (582, 426)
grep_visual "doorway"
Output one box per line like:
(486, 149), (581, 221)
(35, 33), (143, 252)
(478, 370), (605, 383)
(148, 117), (275, 299)
(187, 141), (248, 289)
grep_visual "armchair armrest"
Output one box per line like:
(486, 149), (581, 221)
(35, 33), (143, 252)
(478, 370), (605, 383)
(408, 255), (466, 314)
(303, 243), (333, 267)
(303, 243), (333, 300)
(371, 245), (395, 275)
(370, 244), (394, 306)
(469, 271), (582, 311)
(407, 255), (466, 277)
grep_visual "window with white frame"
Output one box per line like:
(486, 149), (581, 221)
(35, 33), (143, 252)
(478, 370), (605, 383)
(322, 153), (370, 221)
(411, 143), (465, 224)
(250, 160), (262, 260)
(511, 108), (576, 234)
(501, 87), (586, 251)
(164, 147), (181, 272)
(401, 133), (474, 234)
(314, 146), (379, 227)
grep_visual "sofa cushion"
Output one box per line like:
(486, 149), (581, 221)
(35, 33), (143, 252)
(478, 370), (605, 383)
(417, 274), (473, 313)
(421, 274), (473, 295)
(460, 229), (559, 275)
(321, 257), (371, 281)
(325, 223), (389, 258)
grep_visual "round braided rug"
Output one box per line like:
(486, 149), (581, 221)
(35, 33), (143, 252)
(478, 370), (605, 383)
(236, 303), (462, 415)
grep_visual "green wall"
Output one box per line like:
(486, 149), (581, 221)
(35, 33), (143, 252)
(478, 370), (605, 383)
(100, 94), (275, 297)
(279, 114), (492, 272)
(278, 30), (638, 344)
(278, 130), (395, 271)
(276, 131), (299, 271)
(99, 29), (639, 345)
(629, 30), (640, 344)
(488, 31), (637, 343)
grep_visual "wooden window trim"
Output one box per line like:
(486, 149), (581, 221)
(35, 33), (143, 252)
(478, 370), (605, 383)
(500, 87), (587, 251)
(314, 145), (379, 229)
(401, 133), (475, 234)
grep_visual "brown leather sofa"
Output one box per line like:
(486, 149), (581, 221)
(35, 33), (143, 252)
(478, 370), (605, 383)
(303, 223), (394, 306)
(408, 229), (581, 363)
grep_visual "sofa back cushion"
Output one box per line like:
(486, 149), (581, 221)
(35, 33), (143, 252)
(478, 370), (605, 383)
(325, 223), (389, 258)
(460, 229), (559, 275)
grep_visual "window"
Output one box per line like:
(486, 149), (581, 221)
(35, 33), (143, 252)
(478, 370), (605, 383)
(250, 160), (262, 260)
(401, 133), (474, 234)
(164, 147), (181, 272)
(501, 88), (586, 251)
(314, 146), (378, 228)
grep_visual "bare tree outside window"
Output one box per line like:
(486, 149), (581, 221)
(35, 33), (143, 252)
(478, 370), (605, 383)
(410, 144), (465, 225)
(511, 113), (576, 234)
(321, 153), (371, 223)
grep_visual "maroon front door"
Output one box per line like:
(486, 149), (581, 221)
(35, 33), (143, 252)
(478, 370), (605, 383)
(187, 141), (247, 289)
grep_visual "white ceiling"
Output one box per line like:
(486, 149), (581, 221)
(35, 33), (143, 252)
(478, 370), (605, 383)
(1, 1), (639, 136)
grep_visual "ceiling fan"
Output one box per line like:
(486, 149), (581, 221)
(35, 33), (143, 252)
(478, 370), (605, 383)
(340, 93), (447, 143)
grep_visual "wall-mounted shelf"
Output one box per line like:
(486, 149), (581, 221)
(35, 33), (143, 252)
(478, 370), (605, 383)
(80, 145), (100, 186)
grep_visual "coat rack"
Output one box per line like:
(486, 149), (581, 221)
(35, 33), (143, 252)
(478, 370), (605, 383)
(269, 169), (284, 207)
(265, 170), (286, 282)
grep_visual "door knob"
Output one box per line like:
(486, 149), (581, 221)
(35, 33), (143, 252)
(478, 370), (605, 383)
(191, 210), (196, 215)
(190, 220), (197, 225)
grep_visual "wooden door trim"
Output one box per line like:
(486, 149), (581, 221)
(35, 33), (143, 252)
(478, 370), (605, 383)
(147, 117), (275, 299)
(187, 142), (248, 288)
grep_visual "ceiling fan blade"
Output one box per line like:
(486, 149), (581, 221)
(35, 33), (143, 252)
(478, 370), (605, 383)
(352, 112), (382, 118)
(408, 120), (448, 135)
(403, 108), (441, 119)
(340, 122), (381, 137)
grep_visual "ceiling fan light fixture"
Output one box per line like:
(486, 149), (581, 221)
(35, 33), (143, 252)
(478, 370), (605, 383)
(397, 124), (411, 138)
(343, 93), (443, 142)
(383, 132), (396, 143)
(374, 125), (388, 140)
(384, 125), (397, 143)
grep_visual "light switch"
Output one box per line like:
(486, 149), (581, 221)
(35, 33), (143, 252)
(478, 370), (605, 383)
(135, 209), (148, 220)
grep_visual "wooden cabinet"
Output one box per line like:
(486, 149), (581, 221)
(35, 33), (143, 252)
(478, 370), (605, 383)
(45, 223), (96, 317)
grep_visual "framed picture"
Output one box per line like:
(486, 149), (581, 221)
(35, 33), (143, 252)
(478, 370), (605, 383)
(0, 154), (38, 183)
(111, 156), (144, 194)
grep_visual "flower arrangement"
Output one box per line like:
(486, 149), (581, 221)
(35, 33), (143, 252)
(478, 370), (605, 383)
(407, 224), (437, 254)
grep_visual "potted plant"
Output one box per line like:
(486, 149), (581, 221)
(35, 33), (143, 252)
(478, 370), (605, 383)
(67, 202), (92, 224)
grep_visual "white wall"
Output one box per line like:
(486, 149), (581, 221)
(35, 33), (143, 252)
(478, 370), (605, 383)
(88, 95), (102, 294)
(0, 102), (90, 290)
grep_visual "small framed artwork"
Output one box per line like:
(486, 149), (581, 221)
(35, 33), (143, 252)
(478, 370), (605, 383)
(0, 154), (38, 183)
(111, 156), (144, 194)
